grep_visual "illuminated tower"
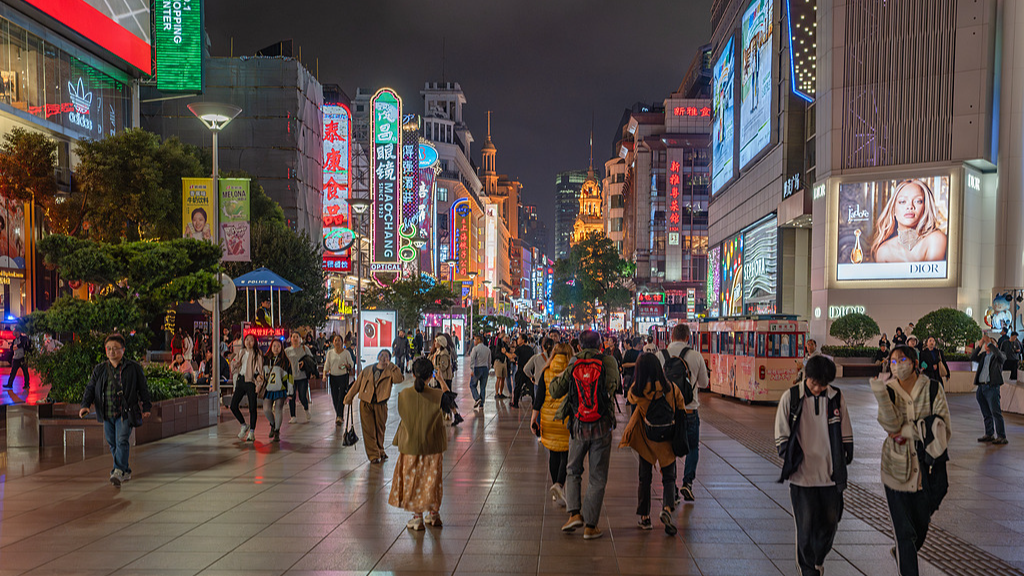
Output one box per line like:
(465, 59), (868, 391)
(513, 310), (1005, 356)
(571, 130), (604, 245)
(481, 111), (498, 196)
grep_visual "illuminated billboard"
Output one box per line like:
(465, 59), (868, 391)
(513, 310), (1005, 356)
(451, 199), (471, 277)
(739, 0), (774, 168)
(370, 88), (402, 271)
(154, 0), (202, 91)
(722, 234), (743, 316)
(322, 102), (351, 272)
(707, 244), (721, 318)
(712, 36), (735, 195)
(836, 176), (951, 281)
(742, 215), (777, 314)
(23, 0), (151, 72)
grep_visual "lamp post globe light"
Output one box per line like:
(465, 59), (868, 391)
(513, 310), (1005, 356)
(188, 102), (241, 395)
(348, 197), (372, 365)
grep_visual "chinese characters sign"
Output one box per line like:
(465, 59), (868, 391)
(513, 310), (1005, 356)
(322, 102), (351, 271)
(673, 106), (712, 117)
(218, 178), (250, 262)
(370, 88), (402, 271)
(668, 160), (681, 245)
(182, 178), (215, 243)
(637, 292), (666, 318)
(452, 199), (471, 277)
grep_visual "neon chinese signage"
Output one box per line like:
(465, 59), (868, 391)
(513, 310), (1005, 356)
(451, 199), (471, 276)
(370, 88), (402, 271)
(322, 102), (351, 272)
(673, 106), (712, 117)
(668, 160), (681, 245)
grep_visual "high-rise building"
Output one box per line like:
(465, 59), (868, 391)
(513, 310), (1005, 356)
(520, 204), (549, 255)
(554, 170), (587, 259)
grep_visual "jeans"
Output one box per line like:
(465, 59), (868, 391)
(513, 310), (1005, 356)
(290, 378), (310, 417)
(328, 374), (350, 418)
(103, 416), (132, 474)
(885, 486), (933, 576)
(976, 384), (1006, 438)
(6, 357), (29, 388)
(637, 459), (676, 516)
(681, 411), (701, 485)
(395, 354), (407, 374)
(471, 366), (489, 401)
(548, 449), (568, 486)
(791, 484), (844, 576)
(565, 432), (612, 527)
(230, 380), (258, 428)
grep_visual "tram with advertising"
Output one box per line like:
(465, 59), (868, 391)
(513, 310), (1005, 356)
(696, 315), (809, 403)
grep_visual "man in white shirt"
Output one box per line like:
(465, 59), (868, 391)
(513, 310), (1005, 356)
(468, 335), (492, 409)
(658, 323), (709, 502)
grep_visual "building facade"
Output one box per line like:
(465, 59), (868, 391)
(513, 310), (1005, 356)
(554, 170), (587, 259)
(570, 169), (603, 245)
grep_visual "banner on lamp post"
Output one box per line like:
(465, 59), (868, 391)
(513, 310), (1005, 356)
(218, 178), (251, 262)
(182, 177), (216, 244)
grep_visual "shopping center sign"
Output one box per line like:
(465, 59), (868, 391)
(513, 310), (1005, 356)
(154, 0), (203, 91)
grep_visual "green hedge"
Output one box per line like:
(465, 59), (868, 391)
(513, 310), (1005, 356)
(822, 345), (878, 358)
(145, 364), (196, 401)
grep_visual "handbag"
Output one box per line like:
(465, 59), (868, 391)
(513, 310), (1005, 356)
(342, 403), (359, 446)
(938, 362), (949, 379)
(671, 409), (690, 457)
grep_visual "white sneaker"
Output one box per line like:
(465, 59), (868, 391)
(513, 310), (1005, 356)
(246, 430), (255, 442)
(551, 483), (566, 507)
(109, 470), (123, 487)
(237, 424), (249, 439)
(289, 417), (297, 424)
(304, 409), (311, 422)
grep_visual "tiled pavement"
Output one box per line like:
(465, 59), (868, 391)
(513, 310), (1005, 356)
(1, 361), (1023, 576)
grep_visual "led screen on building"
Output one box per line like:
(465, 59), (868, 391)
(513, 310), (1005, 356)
(23, 0), (151, 72)
(707, 244), (721, 318)
(739, 0), (774, 168)
(154, 0), (202, 91)
(836, 176), (951, 281)
(712, 37), (735, 195)
(722, 234), (743, 316)
(742, 215), (777, 314)
(370, 88), (402, 270)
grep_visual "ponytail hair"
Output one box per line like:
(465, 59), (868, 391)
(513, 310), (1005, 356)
(412, 356), (434, 393)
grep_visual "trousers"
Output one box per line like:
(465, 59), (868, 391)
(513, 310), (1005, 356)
(791, 484), (844, 576)
(328, 374), (350, 418)
(548, 449), (568, 486)
(885, 487), (933, 576)
(103, 416), (133, 474)
(638, 459), (676, 517)
(230, 381), (258, 428)
(976, 383), (1006, 438)
(289, 378), (310, 417)
(360, 401), (388, 461)
(565, 432), (612, 527)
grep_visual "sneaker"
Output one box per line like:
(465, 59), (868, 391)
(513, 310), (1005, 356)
(452, 413), (464, 426)
(406, 516), (424, 531)
(978, 435), (995, 442)
(660, 508), (677, 536)
(638, 517), (653, 530)
(269, 427), (275, 438)
(993, 437), (1009, 445)
(272, 429), (281, 443)
(681, 483), (695, 502)
(474, 400), (483, 410)
(109, 469), (123, 487)
(246, 430), (255, 442)
(335, 417), (342, 427)
(304, 409), (311, 422)
(289, 417), (297, 424)
(425, 512), (443, 527)
(121, 471), (132, 483)
(561, 514), (584, 532)
(237, 424), (249, 439)
(549, 483), (561, 502)
(583, 526), (603, 540)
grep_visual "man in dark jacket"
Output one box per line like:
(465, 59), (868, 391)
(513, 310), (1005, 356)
(412, 329), (424, 357)
(999, 331), (1021, 383)
(392, 330), (411, 374)
(972, 336), (1008, 444)
(79, 334), (152, 486)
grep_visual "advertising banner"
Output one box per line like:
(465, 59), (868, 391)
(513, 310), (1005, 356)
(452, 199), (471, 277)
(371, 88), (402, 270)
(182, 177), (215, 243)
(739, 0), (774, 167)
(0, 196), (24, 273)
(417, 165), (437, 276)
(722, 234), (743, 316)
(836, 176), (951, 281)
(360, 309), (397, 367)
(742, 216), (777, 314)
(154, 0), (202, 91)
(712, 36), (735, 195)
(218, 178), (250, 262)
(707, 245), (721, 318)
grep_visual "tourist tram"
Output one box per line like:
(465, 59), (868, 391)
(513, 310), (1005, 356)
(696, 315), (809, 403)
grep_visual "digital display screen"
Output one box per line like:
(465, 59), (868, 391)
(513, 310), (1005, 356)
(739, 0), (774, 167)
(722, 234), (743, 316)
(707, 245), (721, 318)
(742, 215), (777, 314)
(836, 176), (951, 281)
(712, 36), (735, 195)
(154, 0), (202, 91)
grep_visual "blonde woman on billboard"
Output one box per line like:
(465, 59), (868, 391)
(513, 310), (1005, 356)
(871, 179), (947, 263)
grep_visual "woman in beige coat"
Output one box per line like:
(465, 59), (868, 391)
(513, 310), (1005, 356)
(344, 349), (404, 463)
(619, 353), (686, 535)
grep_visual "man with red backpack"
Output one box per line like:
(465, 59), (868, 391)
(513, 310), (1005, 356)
(549, 330), (621, 540)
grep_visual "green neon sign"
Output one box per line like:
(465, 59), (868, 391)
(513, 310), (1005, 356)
(154, 0), (203, 91)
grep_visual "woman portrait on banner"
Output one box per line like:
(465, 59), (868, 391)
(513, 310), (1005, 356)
(184, 207), (213, 241)
(871, 179), (947, 264)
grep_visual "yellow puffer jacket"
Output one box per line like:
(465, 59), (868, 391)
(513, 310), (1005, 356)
(540, 354), (571, 452)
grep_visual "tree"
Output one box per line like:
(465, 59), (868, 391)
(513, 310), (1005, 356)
(552, 231), (633, 325)
(0, 127), (79, 235)
(829, 312), (880, 346)
(74, 129), (205, 241)
(913, 308), (983, 352)
(362, 276), (459, 331)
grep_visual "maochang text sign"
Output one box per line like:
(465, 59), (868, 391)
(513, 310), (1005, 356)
(371, 88), (402, 271)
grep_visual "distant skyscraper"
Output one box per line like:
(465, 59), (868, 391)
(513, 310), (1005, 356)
(520, 204), (549, 255)
(555, 170), (587, 259)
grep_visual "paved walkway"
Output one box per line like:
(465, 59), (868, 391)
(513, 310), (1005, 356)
(0, 360), (1022, 575)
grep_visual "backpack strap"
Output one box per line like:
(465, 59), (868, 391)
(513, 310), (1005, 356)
(660, 349), (671, 363)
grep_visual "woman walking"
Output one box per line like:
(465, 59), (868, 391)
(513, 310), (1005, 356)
(619, 354), (686, 535)
(429, 336), (464, 426)
(285, 332), (314, 423)
(531, 341), (571, 507)
(870, 345), (951, 576)
(229, 334), (264, 442)
(389, 357), (449, 531)
(324, 335), (355, 427)
(262, 339), (292, 442)
(345, 349), (404, 463)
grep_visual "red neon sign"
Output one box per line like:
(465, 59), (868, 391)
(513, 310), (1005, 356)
(674, 106), (712, 117)
(668, 160), (681, 233)
(243, 327), (289, 339)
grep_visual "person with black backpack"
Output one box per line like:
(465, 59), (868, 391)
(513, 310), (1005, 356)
(774, 355), (853, 576)
(658, 324), (708, 502)
(619, 354), (688, 535)
(549, 330), (620, 540)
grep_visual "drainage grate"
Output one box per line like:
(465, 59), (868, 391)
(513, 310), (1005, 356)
(700, 407), (1024, 576)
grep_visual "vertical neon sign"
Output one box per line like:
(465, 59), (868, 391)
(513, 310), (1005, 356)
(668, 160), (681, 245)
(322, 102), (351, 272)
(451, 198), (471, 277)
(370, 88), (402, 271)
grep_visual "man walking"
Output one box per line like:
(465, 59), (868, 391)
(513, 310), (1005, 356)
(79, 334), (152, 486)
(5, 327), (31, 389)
(412, 329), (424, 358)
(392, 330), (411, 375)
(999, 332), (1021, 383)
(659, 323), (709, 502)
(469, 334), (492, 410)
(511, 334), (535, 408)
(550, 330), (620, 540)
(972, 336), (1008, 445)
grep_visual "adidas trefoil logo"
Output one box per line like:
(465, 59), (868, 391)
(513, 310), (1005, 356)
(68, 78), (93, 114)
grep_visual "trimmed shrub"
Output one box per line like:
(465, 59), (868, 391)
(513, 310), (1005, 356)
(912, 308), (983, 352)
(829, 313), (881, 347)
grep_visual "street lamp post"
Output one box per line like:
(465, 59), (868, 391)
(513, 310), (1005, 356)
(188, 102), (241, 394)
(350, 197), (372, 367)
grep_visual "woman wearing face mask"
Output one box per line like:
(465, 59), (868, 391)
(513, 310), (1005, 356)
(229, 334), (264, 443)
(262, 339), (292, 442)
(345, 349), (404, 463)
(869, 345), (952, 576)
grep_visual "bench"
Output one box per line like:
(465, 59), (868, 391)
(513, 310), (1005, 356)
(841, 363), (881, 378)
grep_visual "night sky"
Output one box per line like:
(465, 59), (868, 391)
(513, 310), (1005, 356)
(205, 0), (713, 251)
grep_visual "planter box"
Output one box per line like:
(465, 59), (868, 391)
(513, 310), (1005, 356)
(1001, 382), (1024, 415)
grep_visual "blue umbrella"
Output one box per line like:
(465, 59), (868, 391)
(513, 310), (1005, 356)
(232, 268), (302, 326)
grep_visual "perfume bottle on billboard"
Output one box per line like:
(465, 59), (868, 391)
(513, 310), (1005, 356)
(851, 229), (864, 264)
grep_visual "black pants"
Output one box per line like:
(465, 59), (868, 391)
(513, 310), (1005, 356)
(395, 354), (407, 374)
(791, 484), (844, 576)
(885, 487), (932, 576)
(289, 378), (310, 416)
(638, 459), (677, 516)
(328, 374), (350, 418)
(1004, 359), (1019, 381)
(6, 357), (29, 388)
(512, 371), (532, 406)
(230, 380), (258, 428)
(548, 449), (568, 486)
